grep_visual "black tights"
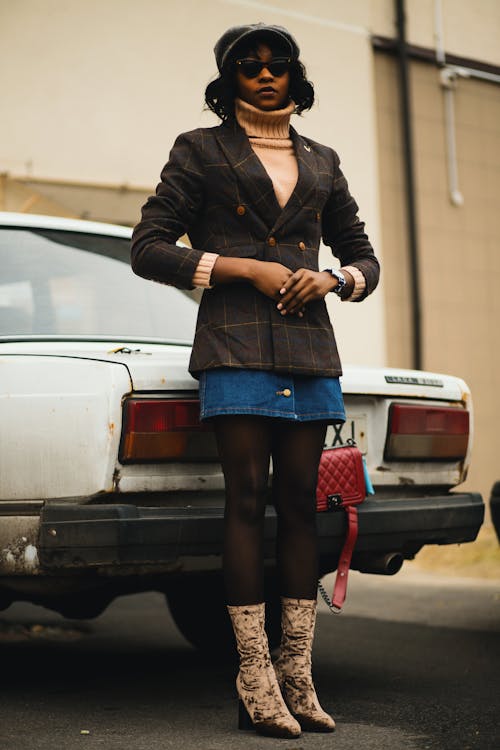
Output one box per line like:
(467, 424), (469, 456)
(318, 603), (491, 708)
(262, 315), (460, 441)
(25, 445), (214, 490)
(213, 416), (327, 606)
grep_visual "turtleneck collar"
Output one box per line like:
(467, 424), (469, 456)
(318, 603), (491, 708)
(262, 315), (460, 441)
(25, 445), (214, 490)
(235, 98), (295, 140)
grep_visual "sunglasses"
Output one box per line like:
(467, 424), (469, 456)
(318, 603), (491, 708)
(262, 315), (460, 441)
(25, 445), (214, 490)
(235, 57), (292, 79)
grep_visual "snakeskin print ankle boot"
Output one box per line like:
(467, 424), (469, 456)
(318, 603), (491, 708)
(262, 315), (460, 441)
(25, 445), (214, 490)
(227, 603), (301, 739)
(273, 597), (335, 732)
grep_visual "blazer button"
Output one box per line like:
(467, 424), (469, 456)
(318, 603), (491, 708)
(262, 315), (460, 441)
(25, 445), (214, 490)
(283, 388), (292, 397)
(316, 212), (321, 222)
(236, 205), (246, 216)
(298, 241), (306, 251)
(268, 236), (277, 247)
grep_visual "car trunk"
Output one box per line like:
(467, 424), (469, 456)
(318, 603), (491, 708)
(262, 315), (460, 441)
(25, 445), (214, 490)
(0, 341), (472, 503)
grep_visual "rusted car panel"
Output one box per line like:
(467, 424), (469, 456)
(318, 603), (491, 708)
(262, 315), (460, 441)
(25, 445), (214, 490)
(0, 517), (40, 575)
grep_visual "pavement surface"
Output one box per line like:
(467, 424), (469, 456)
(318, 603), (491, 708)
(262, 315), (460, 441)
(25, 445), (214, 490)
(0, 567), (499, 750)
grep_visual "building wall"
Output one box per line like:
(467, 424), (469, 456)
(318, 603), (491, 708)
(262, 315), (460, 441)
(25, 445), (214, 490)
(406, 0), (500, 65)
(370, 0), (500, 65)
(373, 54), (413, 369)
(0, 0), (386, 367)
(1, 0), (499, 391)
(372, 0), (500, 504)
(375, 51), (500, 503)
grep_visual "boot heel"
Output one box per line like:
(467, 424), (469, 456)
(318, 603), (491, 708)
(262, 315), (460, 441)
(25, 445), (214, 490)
(238, 699), (253, 730)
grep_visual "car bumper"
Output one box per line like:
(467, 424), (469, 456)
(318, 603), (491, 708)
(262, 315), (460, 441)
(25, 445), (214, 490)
(489, 481), (500, 544)
(37, 492), (484, 571)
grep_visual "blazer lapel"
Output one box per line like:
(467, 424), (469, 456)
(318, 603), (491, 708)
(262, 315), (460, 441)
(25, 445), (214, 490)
(271, 127), (319, 235)
(215, 121), (282, 230)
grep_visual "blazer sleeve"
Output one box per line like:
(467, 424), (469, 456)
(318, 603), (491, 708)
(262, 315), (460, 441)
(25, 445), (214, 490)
(321, 149), (380, 301)
(131, 131), (207, 290)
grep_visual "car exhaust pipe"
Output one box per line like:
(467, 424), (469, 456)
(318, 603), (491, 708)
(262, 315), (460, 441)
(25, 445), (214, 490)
(350, 551), (404, 576)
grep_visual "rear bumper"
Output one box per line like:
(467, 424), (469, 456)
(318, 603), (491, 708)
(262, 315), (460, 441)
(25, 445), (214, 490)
(489, 481), (500, 543)
(37, 492), (484, 571)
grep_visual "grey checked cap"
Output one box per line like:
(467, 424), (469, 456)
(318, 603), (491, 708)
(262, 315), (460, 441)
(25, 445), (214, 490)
(214, 23), (300, 71)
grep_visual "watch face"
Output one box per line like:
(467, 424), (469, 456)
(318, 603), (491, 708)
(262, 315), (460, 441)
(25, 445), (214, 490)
(324, 269), (346, 294)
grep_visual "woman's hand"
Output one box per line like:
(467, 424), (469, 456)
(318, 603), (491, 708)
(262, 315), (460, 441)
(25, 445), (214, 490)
(211, 257), (292, 300)
(248, 261), (294, 301)
(210, 258), (311, 316)
(276, 269), (338, 315)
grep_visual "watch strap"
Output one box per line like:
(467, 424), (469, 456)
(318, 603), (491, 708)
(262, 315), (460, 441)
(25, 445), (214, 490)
(324, 268), (346, 296)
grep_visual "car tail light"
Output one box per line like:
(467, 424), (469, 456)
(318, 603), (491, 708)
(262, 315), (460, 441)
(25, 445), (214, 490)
(385, 404), (469, 461)
(120, 399), (209, 462)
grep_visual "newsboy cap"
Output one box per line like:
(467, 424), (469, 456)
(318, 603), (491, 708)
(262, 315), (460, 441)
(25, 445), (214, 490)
(214, 23), (300, 72)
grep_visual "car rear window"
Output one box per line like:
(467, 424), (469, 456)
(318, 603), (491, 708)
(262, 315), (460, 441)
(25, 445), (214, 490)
(0, 228), (199, 343)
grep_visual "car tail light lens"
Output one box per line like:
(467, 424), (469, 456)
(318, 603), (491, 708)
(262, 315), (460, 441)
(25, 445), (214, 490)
(385, 404), (469, 461)
(120, 399), (209, 462)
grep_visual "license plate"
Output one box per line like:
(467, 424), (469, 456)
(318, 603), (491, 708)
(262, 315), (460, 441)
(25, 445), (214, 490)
(324, 415), (367, 454)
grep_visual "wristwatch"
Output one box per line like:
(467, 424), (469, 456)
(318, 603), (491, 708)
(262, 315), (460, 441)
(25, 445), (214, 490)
(324, 268), (346, 297)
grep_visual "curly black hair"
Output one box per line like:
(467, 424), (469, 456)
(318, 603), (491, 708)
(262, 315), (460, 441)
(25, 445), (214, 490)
(205, 35), (314, 121)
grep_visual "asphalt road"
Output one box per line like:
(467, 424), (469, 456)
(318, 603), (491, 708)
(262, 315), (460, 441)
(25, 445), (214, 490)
(0, 568), (498, 750)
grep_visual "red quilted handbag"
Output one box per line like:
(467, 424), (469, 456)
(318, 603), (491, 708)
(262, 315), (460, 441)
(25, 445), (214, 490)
(316, 444), (366, 612)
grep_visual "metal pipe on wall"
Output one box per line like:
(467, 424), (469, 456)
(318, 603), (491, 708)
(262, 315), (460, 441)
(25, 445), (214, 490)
(395, 0), (422, 371)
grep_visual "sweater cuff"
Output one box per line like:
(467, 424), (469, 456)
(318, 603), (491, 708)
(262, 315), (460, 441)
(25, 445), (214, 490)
(192, 252), (219, 288)
(340, 265), (366, 301)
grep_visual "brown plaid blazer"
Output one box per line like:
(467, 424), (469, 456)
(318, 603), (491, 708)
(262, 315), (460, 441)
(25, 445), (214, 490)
(131, 119), (380, 378)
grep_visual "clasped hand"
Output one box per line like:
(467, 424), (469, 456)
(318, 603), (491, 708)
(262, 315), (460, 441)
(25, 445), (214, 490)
(251, 262), (336, 316)
(277, 268), (337, 315)
(252, 263), (335, 317)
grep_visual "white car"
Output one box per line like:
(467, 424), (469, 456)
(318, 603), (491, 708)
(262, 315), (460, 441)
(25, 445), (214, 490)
(0, 213), (484, 650)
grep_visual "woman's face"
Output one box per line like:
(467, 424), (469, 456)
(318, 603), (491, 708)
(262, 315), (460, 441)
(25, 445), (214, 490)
(235, 43), (290, 111)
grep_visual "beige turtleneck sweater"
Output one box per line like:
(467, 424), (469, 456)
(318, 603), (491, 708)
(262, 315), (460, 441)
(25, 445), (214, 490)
(236, 97), (298, 209)
(191, 99), (365, 301)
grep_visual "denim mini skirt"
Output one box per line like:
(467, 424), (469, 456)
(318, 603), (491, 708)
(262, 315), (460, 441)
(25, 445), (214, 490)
(199, 367), (346, 423)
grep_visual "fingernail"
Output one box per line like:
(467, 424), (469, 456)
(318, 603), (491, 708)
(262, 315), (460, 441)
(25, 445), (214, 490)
(277, 303), (283, 310)
(280, 287), (286, 295)
(280, 309), (287, 316)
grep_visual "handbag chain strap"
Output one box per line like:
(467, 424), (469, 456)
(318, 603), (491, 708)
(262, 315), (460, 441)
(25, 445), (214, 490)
(317, 579), (342, 614)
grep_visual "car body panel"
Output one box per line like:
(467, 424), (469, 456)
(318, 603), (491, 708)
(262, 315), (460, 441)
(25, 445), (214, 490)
(0, 213), (484, 611)
(0, 211), (132, 238)
(0, 354), (131, 499)
(0, 341), (471, 496)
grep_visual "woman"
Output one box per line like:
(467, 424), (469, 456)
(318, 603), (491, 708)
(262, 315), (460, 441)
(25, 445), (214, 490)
(131, 23), (379, 739)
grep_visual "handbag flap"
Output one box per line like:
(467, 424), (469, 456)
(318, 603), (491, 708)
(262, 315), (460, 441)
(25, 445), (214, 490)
(316, 445), (366, 509)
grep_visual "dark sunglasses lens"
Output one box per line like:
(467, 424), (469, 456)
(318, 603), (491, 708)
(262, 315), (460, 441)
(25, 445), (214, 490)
(239, 61), (262, 78)
(268, 61), (289, 77)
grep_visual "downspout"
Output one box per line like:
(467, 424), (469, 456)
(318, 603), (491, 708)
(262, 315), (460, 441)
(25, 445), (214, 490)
(395, 0), (422, 370)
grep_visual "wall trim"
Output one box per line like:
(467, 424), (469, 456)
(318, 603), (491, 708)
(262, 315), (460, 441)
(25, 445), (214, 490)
(372, 35), (500, 79)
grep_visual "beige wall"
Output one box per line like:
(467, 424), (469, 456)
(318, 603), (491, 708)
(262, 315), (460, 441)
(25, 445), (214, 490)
(373, 54), (413, 369)
(0, 174), (76, 218)
(407, 0), (500, 65)
(0, 0), (387, 366)
(1, 0), (499, 371)
(370, 0), (500, 66)
(375, 53), (500, 503)
(1, 0), (379, 189)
